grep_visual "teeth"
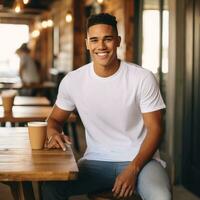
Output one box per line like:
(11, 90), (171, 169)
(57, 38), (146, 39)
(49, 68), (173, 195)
(97, 52), (107, 56)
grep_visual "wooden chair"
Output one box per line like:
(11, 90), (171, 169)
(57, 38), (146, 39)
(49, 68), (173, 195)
(64, 112), (80, 152)
(88, 191), (142, 200)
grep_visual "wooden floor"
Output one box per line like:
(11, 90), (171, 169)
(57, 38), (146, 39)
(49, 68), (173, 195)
(0, 122), (199, 200)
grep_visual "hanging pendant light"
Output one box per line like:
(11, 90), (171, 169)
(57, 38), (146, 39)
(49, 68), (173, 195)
(97, 0), (104, 4)
(23, 0), (29, 5)
(14, 3), (21, 13)
(65, 11), (73, 23)
(13, 0), (24, 13)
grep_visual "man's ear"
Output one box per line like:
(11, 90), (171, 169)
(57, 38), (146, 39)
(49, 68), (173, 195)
(85, 38), (89, 50)
(117, 36), (121, 47)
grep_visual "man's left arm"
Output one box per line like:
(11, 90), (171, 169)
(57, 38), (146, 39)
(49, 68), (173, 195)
(112, 110), (163, 198)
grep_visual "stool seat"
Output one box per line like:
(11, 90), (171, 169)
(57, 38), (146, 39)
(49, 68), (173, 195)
(88, 191), (142, 200)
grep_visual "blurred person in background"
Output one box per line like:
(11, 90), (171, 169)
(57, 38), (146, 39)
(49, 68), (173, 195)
(16, 43), (40, 85)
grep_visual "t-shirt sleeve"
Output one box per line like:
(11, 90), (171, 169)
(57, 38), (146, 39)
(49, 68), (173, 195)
(139, 72), (166, 113)
(55, 74), (76, 111)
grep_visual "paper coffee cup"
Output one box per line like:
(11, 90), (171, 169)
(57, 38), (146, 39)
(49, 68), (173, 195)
(1, 90), (17, 112)
(28, 122), (47, 150)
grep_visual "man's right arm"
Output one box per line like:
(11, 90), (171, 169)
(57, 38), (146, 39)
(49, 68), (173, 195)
(46, 105), (72, 151)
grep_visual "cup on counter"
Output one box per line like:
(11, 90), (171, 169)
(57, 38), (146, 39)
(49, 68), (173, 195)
(1, 90), (17, 112)
(28, 121), (47, 150)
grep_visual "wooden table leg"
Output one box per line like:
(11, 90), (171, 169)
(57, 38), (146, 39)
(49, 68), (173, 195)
(22, 181), (35, 200)
(10, 181), (35, 200)
(3, 181), (20, 200)
(18, 182), (25, 200)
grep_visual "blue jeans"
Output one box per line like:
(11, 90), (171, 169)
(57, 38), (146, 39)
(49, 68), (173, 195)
(42, 159), (171, 200)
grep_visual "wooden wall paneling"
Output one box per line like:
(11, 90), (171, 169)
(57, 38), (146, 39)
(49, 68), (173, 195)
(124, 0), (135, 62)
(73, 0), (86, 69)
(50, 0), (73, 72)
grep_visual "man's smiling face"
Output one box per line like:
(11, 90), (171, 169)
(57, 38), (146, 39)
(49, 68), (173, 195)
(86, 24), (121, 69)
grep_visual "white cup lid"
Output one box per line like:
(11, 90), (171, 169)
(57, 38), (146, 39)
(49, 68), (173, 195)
(28, 121), (47, 127)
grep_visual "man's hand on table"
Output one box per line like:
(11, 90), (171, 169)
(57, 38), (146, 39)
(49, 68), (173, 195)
(46, 133), (72, 151)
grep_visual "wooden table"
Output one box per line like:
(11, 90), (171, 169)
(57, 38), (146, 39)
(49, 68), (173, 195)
(0, 77), (20, 84)
(0, 127), (78, 199)
(0, 81), (56, 90)
(0, 81), (56, 103)
(0, 96), (50, 106)
(0, 106), (53, 123)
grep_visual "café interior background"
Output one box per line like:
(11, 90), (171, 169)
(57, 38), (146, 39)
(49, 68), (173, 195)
(0, 0), (199, 199)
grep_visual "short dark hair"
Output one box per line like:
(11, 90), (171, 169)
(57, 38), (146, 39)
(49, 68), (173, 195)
(16, 43), (30, 53)
(86, 13), (118, 34)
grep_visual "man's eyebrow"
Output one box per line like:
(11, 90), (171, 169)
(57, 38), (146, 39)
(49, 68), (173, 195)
(89, 35), (114, 40)
(104, 35), (114, 38)
(89, 37), (98, 40)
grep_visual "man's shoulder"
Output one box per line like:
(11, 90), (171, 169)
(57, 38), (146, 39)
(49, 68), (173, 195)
(122, 61), (152, 77)
(62, 63), (91, 82)
(68, 63), (91, 77)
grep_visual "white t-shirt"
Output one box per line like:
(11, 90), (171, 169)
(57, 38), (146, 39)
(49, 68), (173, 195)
(56, 61), (166, 162)
(20, 54), (40, 84)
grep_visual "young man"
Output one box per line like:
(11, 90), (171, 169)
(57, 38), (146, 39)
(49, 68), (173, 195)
(42, 13), (171, 200)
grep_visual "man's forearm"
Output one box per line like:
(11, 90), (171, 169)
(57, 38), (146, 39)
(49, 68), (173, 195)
(47, 117), (63, 138)
(131, 126), (162, 174)
(111, 126), (162, 198)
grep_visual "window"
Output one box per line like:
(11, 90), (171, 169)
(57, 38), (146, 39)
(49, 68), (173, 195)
(141, 0), (169, 80)
(0, 24), (29, 82)
(142, 10), (160, 74)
